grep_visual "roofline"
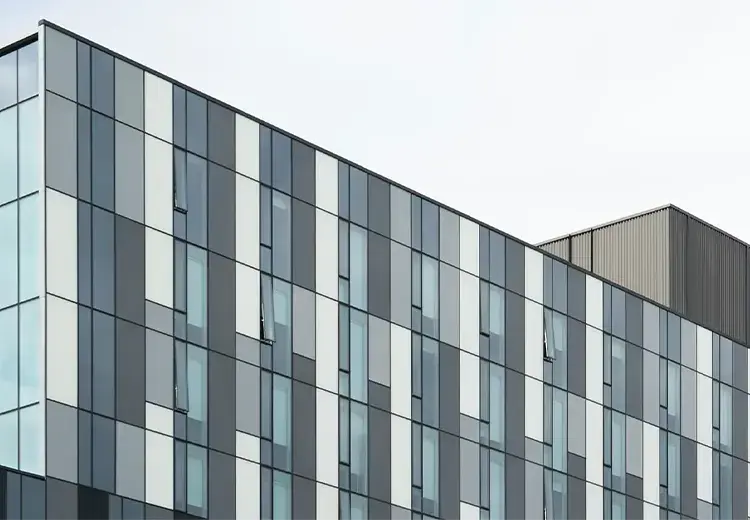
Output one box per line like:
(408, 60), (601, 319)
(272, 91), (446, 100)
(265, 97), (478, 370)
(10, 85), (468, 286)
(538, 203), (750, 250)
(34, 20), (750, 345)
(0, 32), (38, 59)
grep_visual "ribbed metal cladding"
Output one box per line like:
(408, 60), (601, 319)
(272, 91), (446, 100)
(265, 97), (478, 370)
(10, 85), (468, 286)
(591, 208), (671, 308)
(539, 238), (569, 261)
(571, 232), (592, 271)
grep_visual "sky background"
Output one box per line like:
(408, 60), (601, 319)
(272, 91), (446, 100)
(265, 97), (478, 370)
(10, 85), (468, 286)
(3, 0), (750, 244)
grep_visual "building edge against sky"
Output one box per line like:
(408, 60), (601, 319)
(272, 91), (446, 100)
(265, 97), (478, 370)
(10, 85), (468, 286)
(0, 17), (749, 520)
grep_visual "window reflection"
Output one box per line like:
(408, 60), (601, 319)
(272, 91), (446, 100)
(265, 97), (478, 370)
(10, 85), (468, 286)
(0, 106), (17, 204)
(666, 361), (680, 431)
(18, 404), (41, 475)
(186, 345), (207, 445)
(18, 98), (38, 197)
(489, 450), (505, 520)
(611, 338), (625, 412)
(422, 338), (439, 427)
(186, 443), (207, 516)
(18, 299), (40, 406)
(16, 42), (38, 102)
(0, 306), (18, 414)
(350, 402), (368, 494)
(18, 194), (38, 300)
(272, 470), (291, 520)
(611, 411), (625, 492)
(489, 285), (505, 364)
(0, 409), (18, 469)
(0, 52), (17, 110)
(552, 388), (567, 473)
(272, 375), (291, 471)
(350, 310), (368, 403)
(272, 280), (291, 375)
(186, 153), (207, 247)
(350, 225), (367, 310)
(422, 426), (439, 515)
(489, 364), (504, 450)
(271, 191), (291, 281)
(719, 384), (732, 451)
(422, 256), (439, 337)
(186, 245), (206, 345)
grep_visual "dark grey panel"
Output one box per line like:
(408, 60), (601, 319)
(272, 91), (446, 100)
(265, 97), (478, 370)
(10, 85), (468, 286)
(626, 343), (643, 420)
(21, 476), (45, 520)
(626, 293), (643, 347)
(733, 342), (748, 393)
(78, 306), (92, 410)
(568, 475), (585, 520)
(208, 350), (236, 455)
(680, 437), (697, 519)
(368, 406), (391, 503)
(92, 414), (115, 493)
(626, 495), (643, 520)
(145, 505), (173, 520)
(123, 498), (144, 519)
(92, 112), (115, 211)
(626, 474), (643, 500)
(669, 207), (687, 316)
(367, 230), (391, 321)
(291, 199), (315, 291)
(733, 387), (748, 461)
(292, 353), (315, 387)
(291, 140), (315, 206)
(115, 216), (145, 325)
(173, 86), (186, 149)
(116, 319), (146, 428)
(46, 92), (77, 197)
(567, 317), (585, 398)
(207, 101), (235, 170)
(78, 410), (92, 486)
(292, 475), (316, 520)
(368, 498), (390, 520)
(207, 252), (236, 357)
(505, 291), (525, 374)
(92, 207), (115, 314)
(368, 381), (390, 412)
(439, 431), (460, 520)
(439, 343), (460, 436)
(207, 449), (235, 519)
(292, 379), (316, 480)
(568, 452), (585, 481)
(505, 369), (525, 458)
(367, 175), (390, 238)
(78, 107), (92, 202)
(46, 478), (78, 519)
(77, 41), (91, 107)
(186, 92), (207, 158)
(567, 267), (585, 323)
(91, 48), (114, 117)
(505, 239), (525, 296)
(734, 456), (748, 520)
(207, 161), (236, 259)
(92, 310), (115, 417)
(505, 454), (525, 520)
(78, 205), (93, 308)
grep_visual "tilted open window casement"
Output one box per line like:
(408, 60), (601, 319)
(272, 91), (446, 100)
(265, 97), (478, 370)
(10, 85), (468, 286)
(260, 275), (276, 343)
(543, 311), (556, 362)
(174, 341), (189, 413)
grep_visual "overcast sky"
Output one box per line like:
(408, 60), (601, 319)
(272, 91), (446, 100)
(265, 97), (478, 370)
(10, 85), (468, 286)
(4, 0), (750, 244)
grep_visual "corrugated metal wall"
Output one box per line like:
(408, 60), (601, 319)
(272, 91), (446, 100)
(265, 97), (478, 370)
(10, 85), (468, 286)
(539, 238), (569, 261)
(571, 232), (592, 271)
(591, 208), (671, 307)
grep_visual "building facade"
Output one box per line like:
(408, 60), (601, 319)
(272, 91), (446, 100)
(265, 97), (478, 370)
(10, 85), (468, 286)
(0, 20), (748, 520)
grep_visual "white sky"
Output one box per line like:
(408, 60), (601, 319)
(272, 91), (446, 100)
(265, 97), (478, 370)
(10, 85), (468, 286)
(4, 0), (750, 244)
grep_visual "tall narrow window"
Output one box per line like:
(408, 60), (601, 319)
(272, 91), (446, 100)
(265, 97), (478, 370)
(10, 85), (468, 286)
(186, 245), (207, 345)
(666, 432), (680, 510)
(543, 309), (555, 362)
(489, 450), (505, 520)
(174, 149), (188, 212)
(552, 387), (567, 472)
(611, 338), (625, 412)
(488, 285), (505, 364)
(272, 470), (291, 520)
(719, 452), (732, 519)
(272, 281), (291, 375)
(187, 345), (207, 445)
(350, 310), (368, 403)
(272, 375), (291, 471)
(260, 275), (276, 343)
(719, 384), (732, 452)
(543, 469), (554, 520)
(339, 398), (350, 464)
(186, 153), (207, 247)
(611, 411), (625, 492)
(18, 299), (40, 406)
(350, 402), (368, 494)
(422, 338), (440, 427)
(0, 306), (18, 414)
(350, 225), (368, 310)
(271, 191), (291, 281)
(666, 361), (680, 431)
(423, 426), (440, 516)
(489, 364), (505, 450)
(551, 312), (567, 388)
(422, 256), (439, 338)
(174, 340), (188, 412)
(186, 444), (207, 517)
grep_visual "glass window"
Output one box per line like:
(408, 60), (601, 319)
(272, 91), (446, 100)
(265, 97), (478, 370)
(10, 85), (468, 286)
(186, 92), (207, 158)
(272, 470), (291, 520)
(350, 310), (368, 403)
(552, 470), (567, 520)
(719, 384), (732, 452)
(173, 149), (187, 212)
(350, 225), (368, 310)
(186, 345), (207, 445)
(552, 388), (567, 472)
(390, 185), (411, 246)
(667, 361), (680, 432)
(552, 311), (567, 387)
(439, 208), (459, 266)
(489, 364), (505, 450)
(272, 280), (291, 375)
(0, 106), (18, 205)
(411, 194), (422, 250)
(666, 432), (680, 510)
(174, 341), (188, 412)
(349, 167), (367, 227)
(642, 301), (659, 353)
(719, 337), (732, 384)
(186, 245), (207, 344)
(271, 131), (291, 194)
(338, 161), (349, 219)
(0, 410), (18, 469)
(719, 452), (732, 519)
(260, 275), (275, 342)
(422, 426), (440, 515)
(0, 51), (17, 110)
(552, 260), (567, 314)
(351, 493), (367, 520)
(350, 401), (368, 494)
(489, 231), (505, 287)
(0, 306), (18, 414)
(667, 312), (681, 362)
(611, 338), (625, 412)
(18, 404), (41, 475)
(339, 398), (349, 463)
(422, 200), (439, 258)
(17, 43), (37, 102)
(271, 191), (291, 280)
(186, 443), (207, 516)
(489, 450), (505, 520)
(489, 285), (505, 364)
(186, 154), (207, 247)
(273, 375), (291, 471)
(611, 287), (626, 339)
(18, 299), (39, 407)
(18, 98), (39, 197)
(422, 256), (439, 338)
(611, 491), (625, 520)
(18, 194), (38, 301)
(611, 411), (625, 491)
(0, 201), (18, 309)
(422, 337), (440, 427)
(91, 49), (114, 117)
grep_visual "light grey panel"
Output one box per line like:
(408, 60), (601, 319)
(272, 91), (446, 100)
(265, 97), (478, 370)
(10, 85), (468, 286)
(368, 315), (390, 386)
(114, 59), (144, 130)
(460, 439), (480, 506)
(524, 461), (542, 520)
(390, 242), (411, 329)
(45, 28), (77, 101)
(626, 416), (643, 477)
(642, 350), (659, 425)
(568, 394), (586, 457)
(681, 366), (696, 441)
(292, 286), (315, 360)
(46, 92), (78, 197)
(236, 360), (260, 436)
(145, 329), (173, 409)
(115, 422), (145, 501)
(46, 400), (78, 483)
(114, 122), (144, 222)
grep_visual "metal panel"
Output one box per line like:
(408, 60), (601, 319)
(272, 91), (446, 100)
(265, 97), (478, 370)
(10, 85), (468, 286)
(571, 231), (592, 271)
(591, 209), (671, 307)
(539, 238), (569, 262)
(669, 209), (688, 315)
(682, 215), (747, 343)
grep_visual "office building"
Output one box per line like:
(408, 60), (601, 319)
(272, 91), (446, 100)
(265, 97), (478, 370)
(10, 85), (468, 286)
(0, 20), (747, 520)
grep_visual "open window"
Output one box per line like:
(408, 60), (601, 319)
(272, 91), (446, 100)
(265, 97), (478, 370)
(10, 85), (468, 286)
(174, 149), (188, 213)
(174, 340), (189, 413)
(260, 275), (275, 343)
(543, 309), (556, 362)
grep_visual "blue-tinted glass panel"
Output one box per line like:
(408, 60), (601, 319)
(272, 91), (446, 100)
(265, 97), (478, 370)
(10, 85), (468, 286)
(667, 360), (680, 432)
(489, 450), (504, 520)
(18, 299), (39, 407)
(350, 225), (367, 311)
(0, 51), (17, 110)
(489, 364), (505, 450)
(186, 92), (207, 157)
(552, 387), (567, 472)
(186, 154), (207, 248)
(272, 470), (291, 520)
(271, 131), (291, 194)
(422, 337), (439, 427)
(272, 191), (291, 280)
(719, 383), (732, 452)
(611, 337), (625, 412)
(0, 409), (18, 469)
(350, 402), (368, 494)
(186, 245), (207, 345)
(272, 375), (291, 471)
(18, 98), (38, 197)
(272, 280), (291, 375)
(421, 200), (439, 258)
(551, 311), (567, 388)
(422, 256), (439, 338)
(0, 201), (18, 308)
(489, 285), (505, 364)
(339, 398), (349, 463)
(349, 168), (367, 227)
(0, 305), (18, 413)
(186, 443), (207, 517)
(186, 345), (207, 445)
(18, 194), (38, 301)
(667, 432), (680, 510)
(0, 106), (18, 205)
(350, 310), (368, 403)
(719, 453), (732, 519)
(18, 403), (41, 475)
(17, 43), (37, 102)
(422, 426), (439, 515)
(611, 411), (625, 492)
